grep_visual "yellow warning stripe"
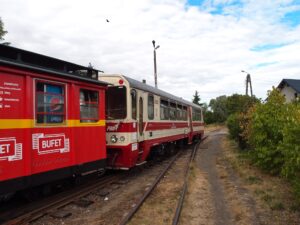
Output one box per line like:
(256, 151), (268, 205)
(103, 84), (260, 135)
(0, 119), (105, 129)
(0, 119), (33, 129)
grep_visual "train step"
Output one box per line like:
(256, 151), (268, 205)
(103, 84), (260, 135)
(135, 161), (147, 166)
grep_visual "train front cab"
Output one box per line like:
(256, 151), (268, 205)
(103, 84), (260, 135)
(0, 46), (107, 197)
(104, 76), (139, 169)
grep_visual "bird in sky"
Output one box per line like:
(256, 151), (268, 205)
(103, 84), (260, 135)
(106, 19), (110, 23)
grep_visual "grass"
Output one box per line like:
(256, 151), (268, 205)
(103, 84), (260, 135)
(189, 164), (197, 179)
(246, 176), (262, 184)
(290, 203), (300, 212)
(204, 123), (224, 132)
(262, 193), (274, 203)
(254, 189), (265, 196)
(221, 135), (300, 224)
(270, 202), (285, 211)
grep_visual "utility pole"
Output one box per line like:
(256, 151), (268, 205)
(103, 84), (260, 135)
(241, 70), (253, 97)
(152, 40), (160, 88)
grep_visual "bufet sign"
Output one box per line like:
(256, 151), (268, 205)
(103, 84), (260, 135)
(0, 137), (22, 161)
(32, 133), (70, 155)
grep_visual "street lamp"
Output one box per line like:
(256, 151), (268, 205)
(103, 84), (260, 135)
(241, 70), (253, 96)
(152, 40), (160, 88)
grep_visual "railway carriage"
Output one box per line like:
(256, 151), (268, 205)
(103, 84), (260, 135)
(100, 74), (204, 169)
(0, 45), (108, 198)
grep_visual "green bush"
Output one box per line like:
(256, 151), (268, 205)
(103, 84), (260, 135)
(204, 110), (215, 124)
(248, 89), (286, 174)
(227, 113), (240, 139)
(227, 104), (256, 149)
(279, 103), (300, 177)
(227, 113), (247, 149)
(230, 89), (300, 201)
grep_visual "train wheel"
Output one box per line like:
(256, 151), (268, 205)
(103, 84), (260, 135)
(167, 143), (176, 156)
(73, 175), (82, 186)
(42, 185), (52, 197)
(21, 187), (42, 202)
(157, 145), (165, 157)
(0, 192), (15, 202)
(183, 138), (189, 145)
(176, 140), (184, 149)
(97, 168), (106, 177)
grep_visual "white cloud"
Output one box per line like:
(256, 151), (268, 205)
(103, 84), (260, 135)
(0, 0), (300, 103)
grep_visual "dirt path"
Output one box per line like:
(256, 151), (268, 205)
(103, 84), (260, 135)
(180, 128), (259, 225)
(181, 127), (300, 225)
(197, 131), (233, 225)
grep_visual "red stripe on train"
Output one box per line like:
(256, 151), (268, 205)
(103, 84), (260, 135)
(106, 121), (204, 132)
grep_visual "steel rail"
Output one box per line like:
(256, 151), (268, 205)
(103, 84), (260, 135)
(172, 136), (208, 225)
(118, 151), (183, 225)
(2, 175), (120, 225)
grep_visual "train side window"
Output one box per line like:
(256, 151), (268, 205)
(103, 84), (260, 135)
(148, 94), (154, 120)
(198, 109), (202, 121)
(177, 105), (183, 120)
(169, 102), (176, 120)
(192, 108), (196, 121)
(131, 89), (137, 120)
(182, 106), (187, 121)
(36, 81), (65, 124)
(193, 109), (201, 121)
(175, 103), (178, 120)
(160, 99), (169, 120)
(80, 89), (99, 122)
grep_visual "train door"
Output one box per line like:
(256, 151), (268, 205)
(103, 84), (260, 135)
(138, 95), (144, 141)
(188, 107), (193, 143)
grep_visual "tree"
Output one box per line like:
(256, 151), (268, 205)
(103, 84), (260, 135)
(209, 95), (228, 123)
(201, 93), (259, 125)
(226, 94), (259, 115)
(192, 90), (201, 106)
(204, 110), (215, 124)
(0, 17), (9, 45)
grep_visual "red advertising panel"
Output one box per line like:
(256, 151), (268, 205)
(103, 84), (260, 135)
(33, 133), (69, 155)
(0, 72), (25, 118)
(0, 137), (22, 162)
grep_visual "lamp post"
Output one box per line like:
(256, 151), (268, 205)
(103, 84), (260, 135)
(241, 70), (253, 97)
(152, 40), (160, 88)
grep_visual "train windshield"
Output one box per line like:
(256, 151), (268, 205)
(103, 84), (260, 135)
(106, 86), (127, 120)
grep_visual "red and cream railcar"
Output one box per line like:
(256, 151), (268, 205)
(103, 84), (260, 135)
(100, 74), (204, 169)
(0, 45), (108, 197)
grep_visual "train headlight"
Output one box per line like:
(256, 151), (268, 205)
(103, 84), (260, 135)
(110, 135), (118, 143)
(120, 136), (125, 142)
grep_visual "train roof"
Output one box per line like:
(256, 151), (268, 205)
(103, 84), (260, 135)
(102, 74), (202, 110)
(0, 44), (109, 86)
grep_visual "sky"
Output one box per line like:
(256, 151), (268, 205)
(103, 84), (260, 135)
(0, 0), (300, 103)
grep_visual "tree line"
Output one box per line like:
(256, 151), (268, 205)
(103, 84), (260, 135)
(191, 90), (258, 124)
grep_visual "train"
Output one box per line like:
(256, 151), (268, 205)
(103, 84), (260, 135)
(0, 44), (204, 199)
(100, 75), (204, 169)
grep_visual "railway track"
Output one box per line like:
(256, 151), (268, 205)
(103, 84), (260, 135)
(172, 138), (206, 225)
(1, 138), (208, 225)
(118, 137), (207, 225)
(0, 174), (123, 225)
